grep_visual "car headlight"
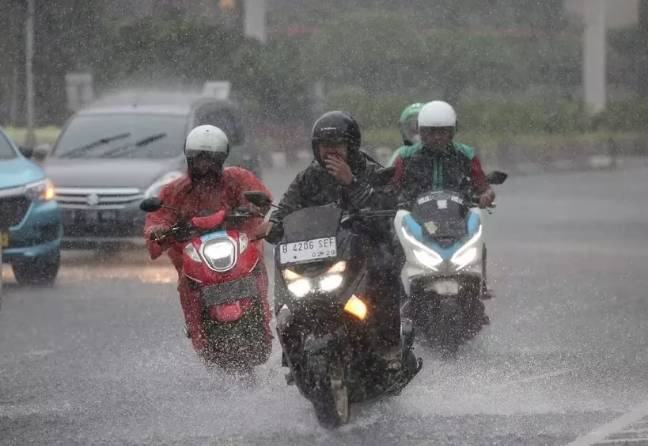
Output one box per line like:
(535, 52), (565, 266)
(202, 238), (236, 271)
(450, 225), (482, 270)
(25, 179), (55, 201)
(184, 243), (202, 263)
(144, 171), (184, 198)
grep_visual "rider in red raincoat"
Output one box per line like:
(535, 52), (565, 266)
(144, 125), (272, 355)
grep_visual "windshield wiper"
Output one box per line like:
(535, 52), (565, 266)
(58, 133), (131, 159)
(102, 133), (168, 158)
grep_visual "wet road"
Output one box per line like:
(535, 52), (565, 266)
(2, 165), (648, 445)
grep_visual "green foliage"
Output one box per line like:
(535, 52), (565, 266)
(594, 100), (648, 131)
(304, 9), (581, 103)
(325, 86), (409, 129)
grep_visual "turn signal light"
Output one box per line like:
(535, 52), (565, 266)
(344, 295), (367, 320)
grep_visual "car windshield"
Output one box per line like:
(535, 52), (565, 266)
(0, 133), (17, 160)
(52, 114), (186, 159)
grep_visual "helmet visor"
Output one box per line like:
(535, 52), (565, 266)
(185, 150), (227, 165)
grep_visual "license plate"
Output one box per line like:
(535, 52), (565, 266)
(428, 280), (459, 296)
(279, 237), (337, 264)
(0, 231), (9, 248)
(99, 211), (117, 222)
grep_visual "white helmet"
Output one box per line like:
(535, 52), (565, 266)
(418, 101), (457, 128)
(184, 125), (229, 159)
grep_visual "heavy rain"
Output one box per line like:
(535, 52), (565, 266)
(1, 0), (648, 444)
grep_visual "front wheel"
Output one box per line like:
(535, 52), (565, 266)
(12, 252), (60, 286)
(310, 358), (350, 428)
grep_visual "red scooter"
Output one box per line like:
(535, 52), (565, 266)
(140, 193), (271, 373)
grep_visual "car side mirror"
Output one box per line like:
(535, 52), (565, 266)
(486, 171), (508, 185)
(244, 191), (272, 209)
(33, 143), (52, 162)
(139, 197), (163, 213)
(19, 145), (34, 159)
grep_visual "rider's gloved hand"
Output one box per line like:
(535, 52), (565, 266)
(149, 227), (169, 242)
(478, 189), (496, 208)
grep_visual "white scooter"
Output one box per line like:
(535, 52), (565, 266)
(394, 172), (506, 353)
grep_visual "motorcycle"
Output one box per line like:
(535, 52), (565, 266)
(248, 194), (421, 428)
(139, 193), (271, 373)
(394, 172), (507, 353)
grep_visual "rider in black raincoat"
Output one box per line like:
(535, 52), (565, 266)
(259, 111), (403, 362)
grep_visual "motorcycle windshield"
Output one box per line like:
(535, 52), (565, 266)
(412, 190), (468, 243)
(279, 204), (343, 267)
(282, 204), (342, 243)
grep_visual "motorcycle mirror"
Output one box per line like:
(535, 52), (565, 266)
(372, 166), (396, 186)
(244, 191), (272, 209)
(486, 171), (508, 185)
(139, 197), (163, 212)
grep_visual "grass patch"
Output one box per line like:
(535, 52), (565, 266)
(3, 126), (61, 146)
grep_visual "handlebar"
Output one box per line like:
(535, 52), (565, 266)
(150, 208), (262, 244)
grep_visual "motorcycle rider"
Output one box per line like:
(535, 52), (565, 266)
(392, 100), (495, 207)
(388, 102), (424, 166)
(144, 125), (273, 358)
(392, 100), (495, 331)
(258, 111), (404, 364)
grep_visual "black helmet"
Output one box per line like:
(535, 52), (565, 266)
(311, 111), (361, 164)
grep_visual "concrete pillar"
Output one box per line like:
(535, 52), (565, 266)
(583, 0), (607, 113)
(244, 0), (266, 43)
(25, 0), (36, 147)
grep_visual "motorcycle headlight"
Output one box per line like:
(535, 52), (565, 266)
(319, 273), (344, 292)
(451, 247), (477, 270)
(184, 243), (202, 263)
(202, 238), (236, 271)
(144, 171), (184, 198)
(282, 268), (301, 282)
(400, 223), (444, 270)
(287, 278), (312, 298)
(413, 248), (443, 270)
(450, 225), (482, 270)
(25, 179), (55, 201)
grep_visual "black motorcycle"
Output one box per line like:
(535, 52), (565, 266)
(250, 196), (421, 428)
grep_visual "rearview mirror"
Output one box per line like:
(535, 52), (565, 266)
(33, 143), (52, 162)
(486, 171), (508, 185)
(244, 191), (272, 209)
(139, 197), (163, 213)
(372, 166), (396, 186)
(19, 145), (34, 159)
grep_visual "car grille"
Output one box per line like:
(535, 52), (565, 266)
(0, 187), (30, 228)
(55, 187), (144, 210)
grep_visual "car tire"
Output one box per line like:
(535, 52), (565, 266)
(12, 251), (60, 286)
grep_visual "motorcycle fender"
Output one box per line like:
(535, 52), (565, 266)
(303, 333), (336, 355)
(208, 298), (253, 323)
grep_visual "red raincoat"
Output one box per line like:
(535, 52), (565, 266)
(144, 167), (272, 352)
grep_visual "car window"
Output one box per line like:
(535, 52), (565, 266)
(52, 114), (187, 159)
(196, 109), (244, 145)
(0, 133), (17, 160)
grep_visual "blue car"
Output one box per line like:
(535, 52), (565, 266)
(0, 128), (62, 285)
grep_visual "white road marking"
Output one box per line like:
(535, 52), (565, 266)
(483, 368), (574, 392)
(566, 400), (648, 446)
